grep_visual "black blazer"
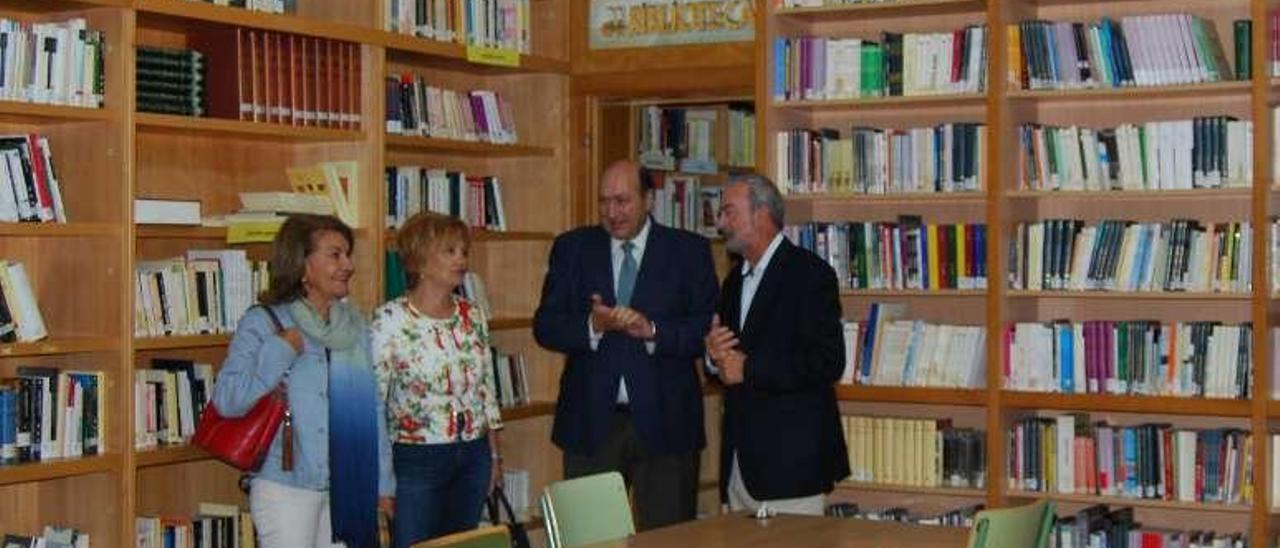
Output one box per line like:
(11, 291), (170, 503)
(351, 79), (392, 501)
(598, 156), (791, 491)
(533, 221), (718, 456)
(716, 237), (850, 501)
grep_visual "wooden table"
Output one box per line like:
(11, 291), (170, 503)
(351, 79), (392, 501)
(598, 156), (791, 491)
(585, 513), (971, 547)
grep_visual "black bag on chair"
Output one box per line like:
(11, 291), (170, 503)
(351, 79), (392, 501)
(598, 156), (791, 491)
(486, 487), (531, 548)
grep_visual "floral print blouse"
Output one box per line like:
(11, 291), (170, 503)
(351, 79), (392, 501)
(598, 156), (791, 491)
(372, 296), (503, 444)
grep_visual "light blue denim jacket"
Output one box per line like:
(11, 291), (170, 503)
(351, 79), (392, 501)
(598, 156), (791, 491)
(212, 303), (395, 496)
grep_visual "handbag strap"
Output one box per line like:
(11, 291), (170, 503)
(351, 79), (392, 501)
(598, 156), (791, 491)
(257, 304), (296, 384)
(260, 304), (286, 333)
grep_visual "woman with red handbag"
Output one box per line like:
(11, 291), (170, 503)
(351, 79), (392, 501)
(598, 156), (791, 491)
(372, 212), (505, 547)
(210, 214), (395, 548)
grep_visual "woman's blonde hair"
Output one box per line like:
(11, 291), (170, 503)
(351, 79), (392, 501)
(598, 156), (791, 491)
(396, 212), (469, 291)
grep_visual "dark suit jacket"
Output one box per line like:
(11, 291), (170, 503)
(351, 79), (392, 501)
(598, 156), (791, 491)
(534, 221), (718, 457)
(716, 237), (850, 501)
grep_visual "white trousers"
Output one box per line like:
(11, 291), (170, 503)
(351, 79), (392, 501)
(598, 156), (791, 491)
(727, 453), (826, 516)
(250, 478), (346, 548)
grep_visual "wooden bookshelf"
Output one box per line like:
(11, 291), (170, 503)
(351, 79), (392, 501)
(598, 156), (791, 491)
(773, 93), (987, 111)
(134, 446), (212, 468)
(1006, 491), (1253, 514)
(0, 100), (113, 123)
(0, 455), (123, 487)
(1006, 81), (1252, 101)
(1006, 188), (1253, 200)
(836, 385), (987, 406)
(384, 135), (557, 156)
(759, 0), (1272, 539)
(0, 337), (119, 356)
(840, 289), (987, 298)
(1005, 291), (1253, 300)
(776, 0), (984, 19)
(500, 401), (557, 422)
(135, 113), (364, 142)
(1001, 392), (1253, 417)
(837, 480), (987, 498)
(0, 223), (123, 238)
(133, 334), (233, 350)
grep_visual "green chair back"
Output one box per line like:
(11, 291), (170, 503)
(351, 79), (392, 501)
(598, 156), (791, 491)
(966, 499), (1055, 548)
(411, 524), (510, 548)
(541, 471), (635, 548)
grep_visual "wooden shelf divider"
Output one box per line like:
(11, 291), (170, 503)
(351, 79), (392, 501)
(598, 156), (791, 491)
(0, 454), (122, 487)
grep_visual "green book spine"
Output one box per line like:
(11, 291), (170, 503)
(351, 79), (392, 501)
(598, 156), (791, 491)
(1233, 20), (1252, 80)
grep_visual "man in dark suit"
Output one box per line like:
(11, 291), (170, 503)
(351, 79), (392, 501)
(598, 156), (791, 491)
(704, 172), (849, 515)
(533, 160), (718, 529)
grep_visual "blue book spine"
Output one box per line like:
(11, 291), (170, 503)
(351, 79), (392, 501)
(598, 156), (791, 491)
(774, 38), (787, 101)
(1123, 427), (1138, 497)
(0, 389), (13, 464)
(859, 303), (881, 383)
(1060, 325), (1075, 393)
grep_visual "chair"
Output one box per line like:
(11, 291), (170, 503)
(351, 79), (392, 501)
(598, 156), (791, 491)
(411, 524), (511, 548)
(540, 471), (635, 548)
(966, 499), (1055, 548)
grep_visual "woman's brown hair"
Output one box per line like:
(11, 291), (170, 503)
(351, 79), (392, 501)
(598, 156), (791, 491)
(260, 214), (355, 305)
(396, 212), (468, 291)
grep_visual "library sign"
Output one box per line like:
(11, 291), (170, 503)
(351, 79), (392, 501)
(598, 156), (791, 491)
(589, 0), (755, 49)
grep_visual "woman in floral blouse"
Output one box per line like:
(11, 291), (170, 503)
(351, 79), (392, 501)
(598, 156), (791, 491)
(372, 212), (504, 547)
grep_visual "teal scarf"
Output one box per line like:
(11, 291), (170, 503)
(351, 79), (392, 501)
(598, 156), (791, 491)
(290, 299), (379, 548)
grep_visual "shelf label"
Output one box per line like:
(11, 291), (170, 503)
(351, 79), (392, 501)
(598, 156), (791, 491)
(227, 221), (284, 244)
(466, 46), (520, 68)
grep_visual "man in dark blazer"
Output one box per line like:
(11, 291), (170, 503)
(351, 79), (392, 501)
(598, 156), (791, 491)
(704, 172), (849, 515)
(533, 160), (718, 529)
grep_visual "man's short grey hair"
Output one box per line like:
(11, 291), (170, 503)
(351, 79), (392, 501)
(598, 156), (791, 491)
(731, 172), (786, 229)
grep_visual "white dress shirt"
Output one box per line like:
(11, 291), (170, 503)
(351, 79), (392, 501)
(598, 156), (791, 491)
(587, 218), (655, 403)
(708, 233), (785, 375)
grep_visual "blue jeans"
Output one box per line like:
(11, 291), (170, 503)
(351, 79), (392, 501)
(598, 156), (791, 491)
(391, 437), (491, 548)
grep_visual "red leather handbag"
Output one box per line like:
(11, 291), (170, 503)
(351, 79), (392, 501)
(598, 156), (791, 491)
(193, 305), (294, 472)
(193, 386), (288, 471)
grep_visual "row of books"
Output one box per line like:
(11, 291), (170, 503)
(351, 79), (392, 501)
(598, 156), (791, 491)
(385, 75), (517, 144)
(0, 17), (105, 108)
(0, 260), (47, 343)
(772, 27), (989, 101)
(648, 173), (719, 238)
(726, 105), (756, 169)
(136, 502), (255, 548)
(193, 28), (361, 127)
(1009, 417), (1252, 505)
(134, 251), (267, 338)
(1271, 10), (1280, 78)
(1005, 321), (1252, 399)
(788, 221), (990, 291)
(385, 0), (532, 53)
(2, 526), (91, 548)
(1016, 117), (1253, 192)
(842, 415), (986, 489)
(0, 368), (104, 464)
(0, 134), (65, 224)
(636, 107), (720, 174)
(1009, 15), (1239, 91)
(134, 360), (216, 450)
(842, 307), (986, 389)
(384, 166), (508, 231)
(1051, 505), (1245, 548)
(1009, 220), (1252, 294)
(825, 502), (982, 528)
(490, 347), (529, 409)
(183, 0), (292, 14)
(775, 124), (986, 195)
(135, 46), (206, 117)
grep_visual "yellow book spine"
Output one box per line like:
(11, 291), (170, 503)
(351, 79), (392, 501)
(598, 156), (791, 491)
(926, 224), (940, 290)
